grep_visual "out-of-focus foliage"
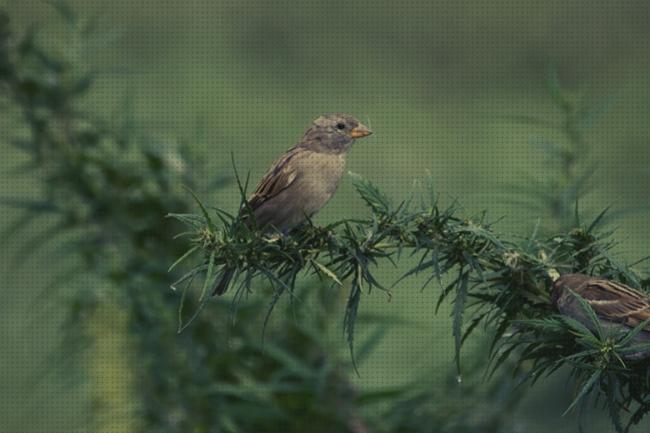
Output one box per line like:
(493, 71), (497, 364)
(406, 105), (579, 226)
(377, 346), (526, 433)
(502, 66), (622, 232)
(0, 9), (377, 433)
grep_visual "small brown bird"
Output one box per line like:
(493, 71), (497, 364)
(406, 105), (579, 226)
(551, 273), (650, 359)
(212, 113), (372, 296)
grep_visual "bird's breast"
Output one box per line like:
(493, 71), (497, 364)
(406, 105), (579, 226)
(296, 152), (347, 213)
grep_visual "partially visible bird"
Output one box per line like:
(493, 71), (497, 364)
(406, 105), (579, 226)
(212, 113), (372, 296)
(551, 273), (650, 359)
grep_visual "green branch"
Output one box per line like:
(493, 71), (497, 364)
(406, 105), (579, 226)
(171, 164), (649, 431)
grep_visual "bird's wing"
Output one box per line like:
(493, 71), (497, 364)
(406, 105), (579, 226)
(579, 279), (650, 330)
(246, 147), (303, 211)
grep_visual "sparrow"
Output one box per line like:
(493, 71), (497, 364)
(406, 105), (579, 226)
(212, 113), (372, 296)
(551, 273), (650, 359)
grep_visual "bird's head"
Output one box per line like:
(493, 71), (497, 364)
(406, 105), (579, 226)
(300, 113), (372, 154)
(550, 273), (591, 305)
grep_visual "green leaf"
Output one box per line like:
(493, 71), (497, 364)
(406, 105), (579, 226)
(349, 171), (391, 215)
(570, 290), (605, 340)
(605, 374), (625, 433)
(556, 315), (598, 340)
(617, 318), (650, 347)
(343, 279), (362, 375)
(168, 245), (200, 273)
(563, 370), (601, 416)
(356, 388), (405, 405)
(170, 264), (207, 291)
(262, 341), (316, 379)
(546, 64), (573, 113)
(47, 0), (77, 28)
(166, 213), (206, 229)
(356, 324), (389, 365)
(575, 92), (619, 132)
(183, 186), (214, 231)
(310, 259), (342, 286)
(452, 270), (469, 377)
(618, 343), (650, 357)
(198, 249), (217, 302)
(587, 206), (611, 234)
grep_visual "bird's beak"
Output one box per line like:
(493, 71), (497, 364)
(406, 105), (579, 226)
(350, 124), (372, 138)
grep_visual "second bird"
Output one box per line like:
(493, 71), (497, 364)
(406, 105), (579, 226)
(212, 113), (372, 296)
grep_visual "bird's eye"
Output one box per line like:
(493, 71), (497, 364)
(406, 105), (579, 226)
(336, 122), (346, 130)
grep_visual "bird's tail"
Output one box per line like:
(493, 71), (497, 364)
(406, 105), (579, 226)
(212, 268), (235, 296)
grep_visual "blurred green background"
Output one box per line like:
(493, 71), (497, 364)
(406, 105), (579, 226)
(2, 0), (650, 431)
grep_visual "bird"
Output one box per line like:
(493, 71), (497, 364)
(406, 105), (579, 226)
(212, 113), (373, 296)
(551, 273), (650, 359)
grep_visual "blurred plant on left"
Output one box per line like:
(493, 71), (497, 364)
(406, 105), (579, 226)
(0, 7), (385, 432)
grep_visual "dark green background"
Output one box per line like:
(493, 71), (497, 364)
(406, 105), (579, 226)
(2, 0), (650, 431)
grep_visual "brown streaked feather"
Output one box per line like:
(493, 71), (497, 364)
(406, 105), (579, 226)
(577, 279), (650, 330)
(247, 147), (302, 211)
(552, 274), (650, 359)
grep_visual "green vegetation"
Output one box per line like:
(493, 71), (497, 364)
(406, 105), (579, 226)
(2, 2), (650, 433)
